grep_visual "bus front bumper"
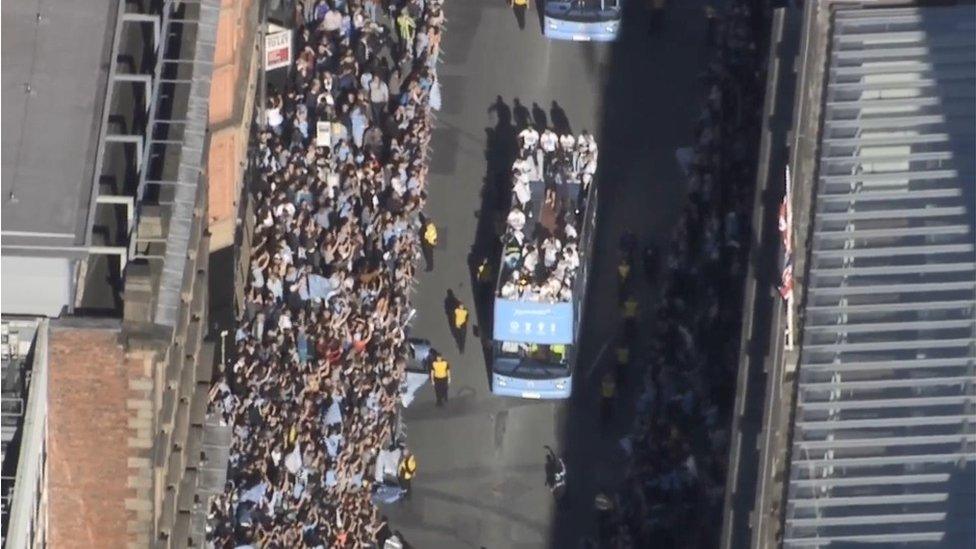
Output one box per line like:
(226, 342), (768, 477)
(491, 374), (572, 400)
(544, 17), (619, 42)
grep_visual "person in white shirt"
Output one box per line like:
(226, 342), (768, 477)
(514, 156), (540, 181)
(500, 272), (520, 298)
(559, 283), (573, 301)
(507, 207), (527, 232)
(540, 129), (558, 153)
(519, 126), (539, 151)
(559, 133), (576, 152)
(513, 177), (532, 208)
(266, 97), (284, 132)
(542, 237), (562, 268)
(563, 243), (580, 271)
(563, 216), (578, 241)
(390, 176), (406, 197)
(522, 245), (539, 273)
(278, 310), (293, 331)
(509, 227), (525, 247)
(581, 172), (593, 192)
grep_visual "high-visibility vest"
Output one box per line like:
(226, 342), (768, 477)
(454, 306), (468, 328)
(551, 344), (566, 359)
(513, 0), (527, 6)
(399, 454), (417, 480)
(432, 359), (449, 379)
(615, 346), (629, 364)
(617, 261), (631, 280)
(424, 223), (438, 246)
(601, 375), (616, 398)
(622, 299), (638, 319)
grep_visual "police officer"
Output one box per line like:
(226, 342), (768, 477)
(421, 217), (438, 272)
(476, 257), (493, 305)
(617, 256), (632, 302)
(621, 295), (639, 341)
(600, 371), (616, 424)
(451, 301), (469, 353)
(430, 354), (450, 406)
(614, 339), (630, 386)
(398, 449), (417, 497)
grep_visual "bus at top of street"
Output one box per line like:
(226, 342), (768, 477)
(544, 0), (622, 42)
(490, 148), (599, 400)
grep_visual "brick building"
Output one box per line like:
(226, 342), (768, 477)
(2, 0), (230, 546)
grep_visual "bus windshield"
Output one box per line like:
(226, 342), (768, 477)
(545, 0), (621, 22)
(494, 342), (571, 378)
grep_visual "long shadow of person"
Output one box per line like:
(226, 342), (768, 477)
(550, 101), (573, 134)
(531, 102), (549, 130)
(513, 98), (532, 131)
(532, 0), (546, 34)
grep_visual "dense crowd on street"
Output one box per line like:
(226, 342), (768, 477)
(498, 127), (597, 304)
(597, 3), (767, 547)
(206, 0), (444, 546)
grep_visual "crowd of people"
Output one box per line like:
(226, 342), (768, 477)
(498, 127), (597, 303)
(598, 3), (767, 547)
(206, 0), (445, 546)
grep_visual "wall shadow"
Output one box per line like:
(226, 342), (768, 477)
(547, 0), (715, 547)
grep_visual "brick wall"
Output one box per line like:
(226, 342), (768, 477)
(47, 326), (155, 549)
(207, 0), (259, 249)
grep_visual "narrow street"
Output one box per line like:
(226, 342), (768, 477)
(383, 1), (710, 546)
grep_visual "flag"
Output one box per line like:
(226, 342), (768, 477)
(779, 261), (794, 301)
(779, 165), (793, 255)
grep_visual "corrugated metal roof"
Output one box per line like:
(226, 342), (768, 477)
(151, 0), (220, 327)
(783, 5), (976, 548)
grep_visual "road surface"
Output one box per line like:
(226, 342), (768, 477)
(384, 1), (710, 546)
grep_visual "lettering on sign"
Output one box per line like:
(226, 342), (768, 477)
(265, 30), (292, 71)
(316, 121), (331, 148)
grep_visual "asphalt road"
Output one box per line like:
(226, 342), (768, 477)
(384, 1), (710, 547)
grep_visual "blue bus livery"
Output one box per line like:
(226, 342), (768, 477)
(490, 136), (599, 399)
(544, 0), (621, 42)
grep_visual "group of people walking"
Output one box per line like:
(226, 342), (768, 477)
(206, 0), (445, 546)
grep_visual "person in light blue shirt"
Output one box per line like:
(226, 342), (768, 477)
(350, 105), (368, 148)
(325, 467), (338, 488)
(325, 428), (343, 458)
(324, 396), (343, 427)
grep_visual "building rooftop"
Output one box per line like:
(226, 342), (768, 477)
(1, 318), (42, 545)
(0, 0), (116, 252)
(783, 5), (976, 547)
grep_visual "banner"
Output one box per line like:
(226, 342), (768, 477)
(779, 165), (796, 350)
(492, 299), (574, 344)
(265, 29), (292, 71)
(779, 165), (794, 257)
(316, 121), (331, 148)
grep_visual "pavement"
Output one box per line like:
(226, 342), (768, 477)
(383, 1), (710, 547)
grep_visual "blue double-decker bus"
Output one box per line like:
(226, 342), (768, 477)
(490, 168), (599, 399)
(544, 0), (622, 42)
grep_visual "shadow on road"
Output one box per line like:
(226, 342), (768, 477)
(548, 1), (711, 547)
(468, 96), (519, 385)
